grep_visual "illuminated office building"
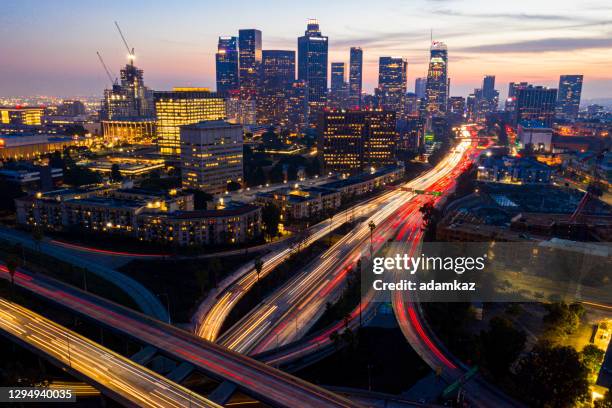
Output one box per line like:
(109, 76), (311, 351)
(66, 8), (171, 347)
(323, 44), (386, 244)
(225, 90), (256, 125)
(415, 77), (427, 100)
(472, 75), (499, 122)
(286, 80), (308, 133)
(349, 47), (363, 108)
(556, 75), (583, 120)
(238, 29), (262, 101)
(180, 120), (243, 194)
(508, 83), (557, 127)
(298, 19), (328, 124)
(216, 36), (240, 97)
(425, 41), (449, 115)
(154, 88), (226, 155)
(378, 57), (407, 117)
(318, 109), (397, 175)
(330, 62), (347, 108)
(259, 50), (295, 125)
(0, 106), (44, 125)
(102, 118), (156, 144)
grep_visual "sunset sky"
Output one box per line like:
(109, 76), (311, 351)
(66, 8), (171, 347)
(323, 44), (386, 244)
(2, 0), (611, 100)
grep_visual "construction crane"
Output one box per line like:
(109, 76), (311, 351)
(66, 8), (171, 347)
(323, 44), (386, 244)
(96, 51), (118, 86)
(114, 21), (135, 63)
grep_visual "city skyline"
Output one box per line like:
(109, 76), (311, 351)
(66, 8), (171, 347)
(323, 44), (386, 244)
(1, 0), (612, 100)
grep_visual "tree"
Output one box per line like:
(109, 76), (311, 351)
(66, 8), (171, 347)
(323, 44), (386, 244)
(0, 181), (26, 214)
(110, 164), (123, 182)
(5, 254), (20, 295)
(419, 201), (442, 241)
(226, 181), (241, 192)
(479, 316), (526, 377)
(254, 258), (264, 284)
(32, 226), (44, 253)
(543, 302), (584, 337)
(261, 204), (280, 239)
(208, 258), (222, 288)
(516, 344), (590, 408)
(581, 344), (605, 375)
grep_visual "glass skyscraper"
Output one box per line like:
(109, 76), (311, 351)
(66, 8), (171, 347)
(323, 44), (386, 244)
(238, 29), (262, 101)
(331, 62), (345, 92)
(512, 84), (558, 127)
(259, 50), (296, 125)
(215, 36), (239, 98)
(378, 56), (407, 116)
(297, 19), (328, 124)
(349, 47), (363, 108)
(556, 75), (583, 120)
(425, 41), (449, 115)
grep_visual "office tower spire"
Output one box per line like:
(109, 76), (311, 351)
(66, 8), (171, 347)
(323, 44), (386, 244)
(298, 18), (328, 125)
(425, 41), (448, 115)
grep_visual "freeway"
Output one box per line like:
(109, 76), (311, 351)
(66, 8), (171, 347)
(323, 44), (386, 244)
(216, 140), (472, 355)
(0, 297), (221, 408)
(0, 266), (358, 408)
(0, 227), (169, 321)
(195, 187), (404, 341)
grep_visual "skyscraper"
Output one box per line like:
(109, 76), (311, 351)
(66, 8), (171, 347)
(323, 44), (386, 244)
(425, 41), (449, 115)
(215, 36), (239, 98)
(349, 47), (363, 108)
(318, 110), (397, 175)
(259, 50), (295, 125)
(415, 77), (427, 100)
(154, 88), (226, 155)
(329, 62), (347, 109)
(472, 75), (499, 122)
(556, 75), (583, 120)
(511, 84), (558, 127)
(297, 19), (328, 124)
(238, 29), (262, 101)
(331, 62), (345, 92)
(378, 57), (407, 117)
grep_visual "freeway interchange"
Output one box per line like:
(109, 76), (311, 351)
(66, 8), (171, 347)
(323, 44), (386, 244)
(0, 126), (521, 407)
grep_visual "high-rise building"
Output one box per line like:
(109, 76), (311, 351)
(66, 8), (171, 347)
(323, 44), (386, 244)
(259, 50), (295, 125)
(215, 36), (239, 98)
(415, 77), (427, 100)
(331, 62), (345, 92)
(472, 75), (499, 122)
(448, 96), (466, 116)
(556, 75), (583, 120)
(297, 19), (328, 124)
(57, 100), (86, 116)
(154, 88), (226, 155)
(425, 41), (449, 115)
(101, 61), (154, 120)
(318, 109), (397, 175)
(349, 47), (363, 108)
(225, 90), (256, 125)
(286, 80), (308, 133)
(238, 29), (262, 101)
(509, 84), (557, 127)
(330, 62), (347, 109)
(377, 57), (407, 117)
(180, 120), (243, 195)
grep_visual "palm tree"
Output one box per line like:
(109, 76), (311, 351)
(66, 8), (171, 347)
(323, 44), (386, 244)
(5, 254), (20, 297)
(368, 221), (376, 257)
(254, 257), (264, 300)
